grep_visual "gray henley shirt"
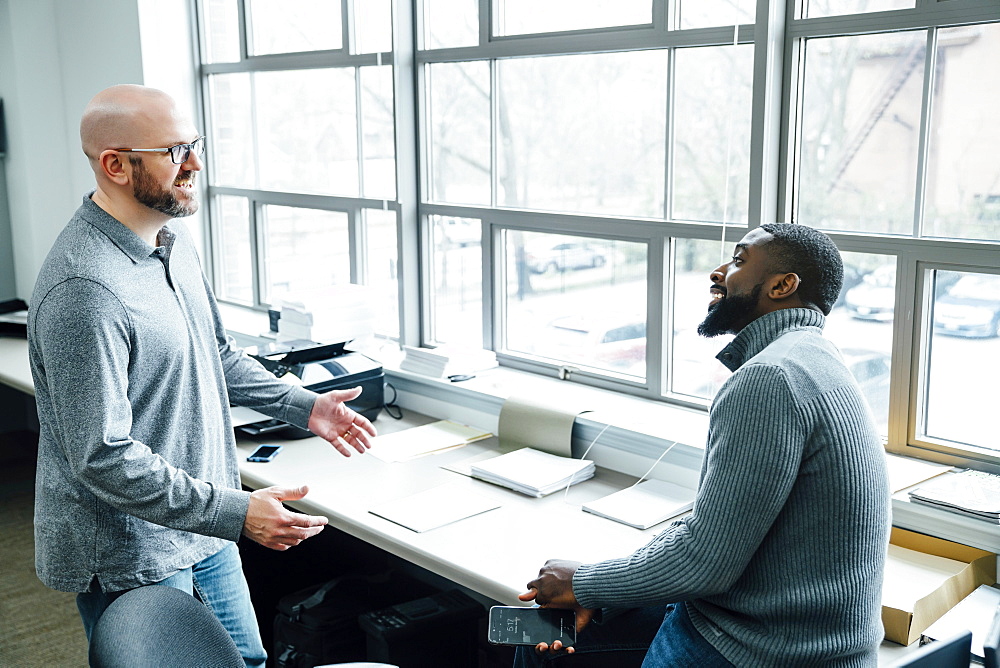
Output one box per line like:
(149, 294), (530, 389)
(29, 194), (317, 593)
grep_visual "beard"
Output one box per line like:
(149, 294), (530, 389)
(131, 158), (198, 218)
(697, 282), (763, 338)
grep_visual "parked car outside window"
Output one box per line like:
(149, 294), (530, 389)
(525, 242), (608, 274)
(933, 273), (1000, 338)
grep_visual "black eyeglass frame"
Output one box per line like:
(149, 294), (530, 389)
(115, 136), (206, 164)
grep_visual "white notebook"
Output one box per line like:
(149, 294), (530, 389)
(470, 447), (594, 498)
(582, 479), (695, 530)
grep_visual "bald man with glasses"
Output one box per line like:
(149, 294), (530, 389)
(28, 85), (377, 666)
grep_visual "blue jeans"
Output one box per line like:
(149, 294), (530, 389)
(513, 603), (733, 668)
(76, 542), (266, 668)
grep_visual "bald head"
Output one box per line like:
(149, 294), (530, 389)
(80, 85), (183, 162)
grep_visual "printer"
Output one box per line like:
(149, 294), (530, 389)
(238, 341), (384, 439)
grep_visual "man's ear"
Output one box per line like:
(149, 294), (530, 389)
(98, 150), (130, 186)
(768, 273), (800, 301)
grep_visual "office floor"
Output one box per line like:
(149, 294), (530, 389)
(0, 448), (88, 667)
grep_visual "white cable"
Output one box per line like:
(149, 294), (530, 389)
(562, 422), (611, 504)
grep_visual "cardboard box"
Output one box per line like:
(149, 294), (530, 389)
(882, 527), (997, 645)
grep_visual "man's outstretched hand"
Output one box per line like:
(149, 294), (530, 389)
(306, 387), (377, 456)
(243, 485), (328, 551)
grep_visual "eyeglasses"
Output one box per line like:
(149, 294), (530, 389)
(115, 136), (206, 164)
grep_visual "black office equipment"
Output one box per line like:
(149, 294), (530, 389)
(359, 589), (484, 668)
(890, 630), (972, 667)
(0, 298), (28, 337)
(273, 570), (430, 668)
(241, 342), (384, 438)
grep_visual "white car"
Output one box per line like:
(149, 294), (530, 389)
(525, 242), (607, 274)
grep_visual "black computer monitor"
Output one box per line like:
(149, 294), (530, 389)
(985, 606), (1000, 668)
(892, 630), (972, 667)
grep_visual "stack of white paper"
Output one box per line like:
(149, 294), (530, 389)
(582, 479), (696, 530)
(400, 345), (498, 378)
(908, 469), (1000, 523)
(275, 286), (376, 345)
(470, 448), (594, 498)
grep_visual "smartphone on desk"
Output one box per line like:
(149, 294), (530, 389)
(487, 606), (576, 646)
(246, 444), (282, 462)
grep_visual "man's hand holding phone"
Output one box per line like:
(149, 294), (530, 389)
(519, 559), (596, 655)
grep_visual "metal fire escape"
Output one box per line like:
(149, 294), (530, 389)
(826, 43), (926, 194)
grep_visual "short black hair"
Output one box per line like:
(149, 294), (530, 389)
(759, 223), (843, 315)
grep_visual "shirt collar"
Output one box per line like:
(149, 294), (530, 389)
(77, 192), (169, 263)
(716, 308), (826, 372)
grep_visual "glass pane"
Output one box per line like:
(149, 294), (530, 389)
(255, 69), (359, 196)
(429, 215), (483, 346)
(505, 232), (647, 377)
(671, 238), (732, 399)
(498, 52), (667, 218)
(208, 73), (254, 188)
(364, 209), (400, 338)
(677, 0), (754, 30)
(262, 206), (350, 303)
(216, 196), (253, 304)
(360, 66), (397, 199)
(672, 45), (753, 224)
(923, 24), (1000, 242)
(423, 0), (479, 49)
(797, 31), (926, 235)
(496, 0), (651, 36)
(427, 62), (491, 206)
(201, 0), (240, 63)
(805, 0), (911, 19)
(248, 0), (342, 55)
(355, 0), (392, 54)
(925, 270), (1000, 451)
(824, 252), (896, 436)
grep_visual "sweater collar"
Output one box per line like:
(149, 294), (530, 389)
(78, 192), (170, 264)
(715, 308), (826, 371)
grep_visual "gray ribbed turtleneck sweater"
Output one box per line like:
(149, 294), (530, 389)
(573, 308), (890, 667)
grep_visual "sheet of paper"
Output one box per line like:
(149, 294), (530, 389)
(497, 395), (591, 457)
(582, 479), (696, 530)
(882, 544), (970, 609)
(440, 451), (501, 477)
(368, 420), (492, 463)
(368, 482), (501, 532)
(885, 453), (951, 493)
(230, 406), (269, 427)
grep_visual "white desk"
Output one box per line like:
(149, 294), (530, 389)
(237, 414), (656, 606)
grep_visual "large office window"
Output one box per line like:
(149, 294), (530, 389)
(196, 1), (1000, 472)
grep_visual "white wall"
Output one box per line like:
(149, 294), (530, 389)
(0, 0), (200, 301)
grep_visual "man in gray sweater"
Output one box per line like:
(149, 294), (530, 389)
(28, 85), (377, 666)
(517, 224), (890, 667)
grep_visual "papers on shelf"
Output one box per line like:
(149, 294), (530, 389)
(368, 420), (492, 463)
(582, 479), (696, 530)
(275, 286), (376, 345)
(399, 345), (498, 378)
(470, 447), (594, 498)
(908, 469), (1000, 523)
(369, 482), (501, 533)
